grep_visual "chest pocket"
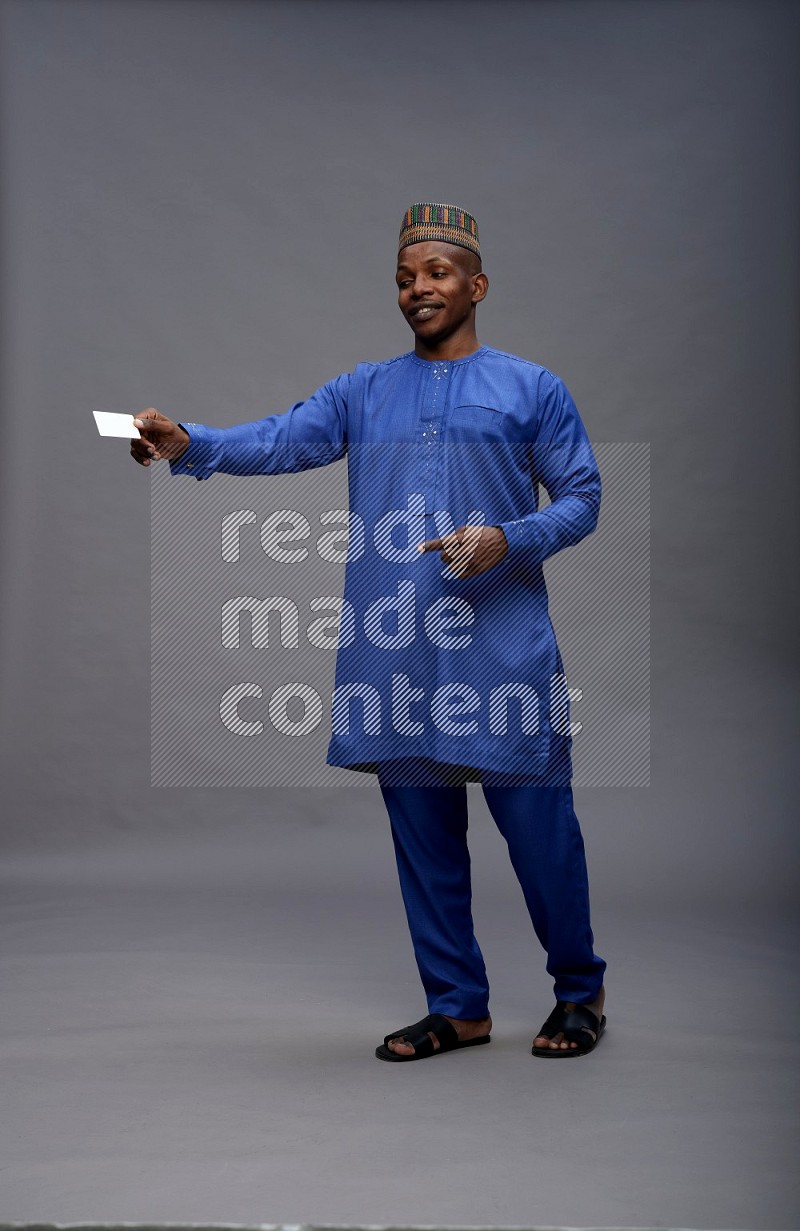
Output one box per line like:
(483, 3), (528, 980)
(446, 403), (506, 440)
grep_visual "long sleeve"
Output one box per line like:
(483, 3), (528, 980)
(169, 372), (350, 480)
(498, 372), (601, 566)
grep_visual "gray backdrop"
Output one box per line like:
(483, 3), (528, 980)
(0, 1), (798, 1226)
(1, 0), (796, 906)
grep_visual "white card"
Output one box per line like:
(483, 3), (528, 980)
(93, 411), (141, 439)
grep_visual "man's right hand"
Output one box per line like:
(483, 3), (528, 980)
(130, 408), (191, 467)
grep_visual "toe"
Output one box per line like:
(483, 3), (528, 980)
(387, 1031), (441, 1056)
(532, 1030), (577, 1051)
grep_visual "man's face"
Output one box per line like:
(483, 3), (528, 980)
(395, 241), (487, 345)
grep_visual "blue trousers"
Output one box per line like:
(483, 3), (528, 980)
(377, 751), (606, 1020)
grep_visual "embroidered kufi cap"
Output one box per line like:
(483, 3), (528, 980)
(398, 202), (480, 258)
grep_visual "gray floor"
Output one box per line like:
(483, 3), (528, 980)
(1, 792), (798, 1230)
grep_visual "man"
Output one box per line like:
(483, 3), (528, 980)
(131, 202), (607, 1061)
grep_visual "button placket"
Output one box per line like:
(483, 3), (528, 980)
(417, 362), (449, 527)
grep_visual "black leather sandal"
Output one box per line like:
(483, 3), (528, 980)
(376, 1012), (491, 1062)
(531, 1001), (606, 1058)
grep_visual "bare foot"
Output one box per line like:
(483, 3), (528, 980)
(388, 1013), (492, 1056)
(532, 988), (605, 1052)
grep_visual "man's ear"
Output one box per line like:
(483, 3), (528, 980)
(472, 272), (489, 305)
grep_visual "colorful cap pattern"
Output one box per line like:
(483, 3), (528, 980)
(398, 203), (480, 258)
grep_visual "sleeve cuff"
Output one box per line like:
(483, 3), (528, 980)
(498, 517), (543, 563)
(169, 422), (220, 479)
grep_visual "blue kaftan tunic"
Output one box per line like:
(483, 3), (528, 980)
(170, 345), (601, 778)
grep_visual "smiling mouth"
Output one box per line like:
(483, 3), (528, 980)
(410, 304), (442, 320)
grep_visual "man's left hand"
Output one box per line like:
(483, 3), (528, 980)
(417, 524), (509, 579)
